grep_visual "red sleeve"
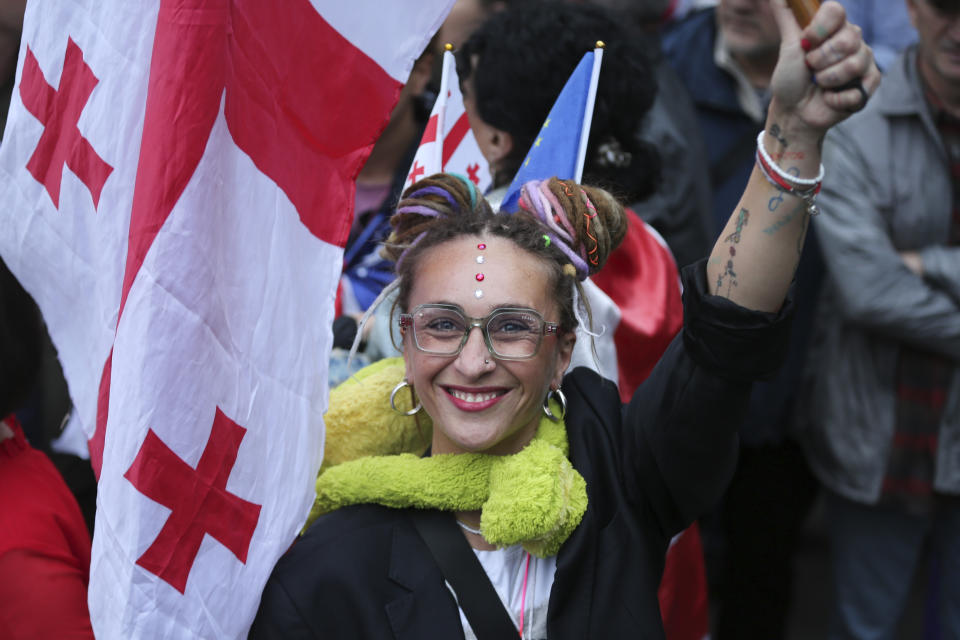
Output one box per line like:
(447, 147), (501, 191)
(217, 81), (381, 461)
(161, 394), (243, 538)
(0, 548), (94, 639)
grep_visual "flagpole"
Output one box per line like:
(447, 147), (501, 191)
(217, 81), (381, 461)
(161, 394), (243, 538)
(436, 43), (455, 171)
(574, 41), (604, 183)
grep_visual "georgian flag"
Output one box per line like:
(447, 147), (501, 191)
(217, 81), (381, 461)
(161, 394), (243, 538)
(406, 47), (491, 191)
(0, 0), (452, 637)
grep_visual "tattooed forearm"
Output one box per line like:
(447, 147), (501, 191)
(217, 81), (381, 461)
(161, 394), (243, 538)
(715, 245), (740, 296)
(764, 211), (797, 235)
(716, 207), (750, 295)
(764, 202), (806, 235)
(724, 208), (750, 243)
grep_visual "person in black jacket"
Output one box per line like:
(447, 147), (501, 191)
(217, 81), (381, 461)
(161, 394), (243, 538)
(251, 3), (878, 637)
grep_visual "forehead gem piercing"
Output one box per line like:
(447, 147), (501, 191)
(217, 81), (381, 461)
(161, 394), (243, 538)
(475, 289), (484, 299)
(477, 243), (486, 250)
(476, 273), (484, 281)
(476, 255), (485, 264)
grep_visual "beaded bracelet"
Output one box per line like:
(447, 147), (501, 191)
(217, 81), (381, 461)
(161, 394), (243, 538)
(755, 130), (824, 216)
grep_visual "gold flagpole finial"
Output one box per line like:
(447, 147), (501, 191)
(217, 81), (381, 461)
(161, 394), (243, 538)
(595, 40), (605, 49)
(444, 43), (454, 51)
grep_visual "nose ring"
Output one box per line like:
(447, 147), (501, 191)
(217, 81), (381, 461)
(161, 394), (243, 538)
(484, 358), (490, 365)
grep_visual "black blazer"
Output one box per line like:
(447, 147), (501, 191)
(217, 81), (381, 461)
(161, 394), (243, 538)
(250, 263), (792, 639)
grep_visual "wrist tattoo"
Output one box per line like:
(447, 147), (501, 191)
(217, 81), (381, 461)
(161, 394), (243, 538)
(769, 191), (785, 212)
(770, 150), (807, 162)
(763, 202), (806, 236)
(770, 124), (789, 149)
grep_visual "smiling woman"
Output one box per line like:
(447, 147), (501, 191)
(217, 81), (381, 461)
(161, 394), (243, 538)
(251, 2), (881, 635)
(383, 175), (623, 460)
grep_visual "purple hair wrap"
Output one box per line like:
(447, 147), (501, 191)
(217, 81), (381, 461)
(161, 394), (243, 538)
(407, 186), (458, 210)
(395, 204), (442, 218)
(517, 179), (590, 280)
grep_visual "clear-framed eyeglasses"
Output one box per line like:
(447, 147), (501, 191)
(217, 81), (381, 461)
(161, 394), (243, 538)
(398, 303), (560, 360)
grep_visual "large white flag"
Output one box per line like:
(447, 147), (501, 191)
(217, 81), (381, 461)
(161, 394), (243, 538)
(406, 47), (492, 191)
(0, 0), (452, 637)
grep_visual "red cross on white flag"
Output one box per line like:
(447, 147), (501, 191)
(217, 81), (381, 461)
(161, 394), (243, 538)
(406, 48), (492, 191)
(0, 0), (453, 637)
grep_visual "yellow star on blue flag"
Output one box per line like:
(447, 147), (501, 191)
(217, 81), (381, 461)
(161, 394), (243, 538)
(500, 51), (594, 213)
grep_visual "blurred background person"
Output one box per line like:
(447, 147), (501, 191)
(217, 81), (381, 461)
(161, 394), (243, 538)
(0, 258), (94, 639)
(799, 1), (960, 638)
(840, 0), (918, 70)
(437, 0), (510, 51)
(457, 0), (683, 413)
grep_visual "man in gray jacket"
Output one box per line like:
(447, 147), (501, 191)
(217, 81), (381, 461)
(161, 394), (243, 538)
(802, 1), (960, 637)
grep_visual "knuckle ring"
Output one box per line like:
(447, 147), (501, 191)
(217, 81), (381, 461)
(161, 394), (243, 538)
(854, 80), (869, 110)
(840, 78), (869, 111)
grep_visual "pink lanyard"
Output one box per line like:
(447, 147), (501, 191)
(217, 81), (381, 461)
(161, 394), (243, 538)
(518, 552), (532, 637)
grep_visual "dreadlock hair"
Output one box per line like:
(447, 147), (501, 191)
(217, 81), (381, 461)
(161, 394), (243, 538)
(382, 173), (627, 335)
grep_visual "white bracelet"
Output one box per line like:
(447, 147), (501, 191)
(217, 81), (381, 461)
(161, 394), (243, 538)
(755, 131), (824, 187)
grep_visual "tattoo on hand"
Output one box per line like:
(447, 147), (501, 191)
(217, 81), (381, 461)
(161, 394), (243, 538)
(770, 124), (789, 149)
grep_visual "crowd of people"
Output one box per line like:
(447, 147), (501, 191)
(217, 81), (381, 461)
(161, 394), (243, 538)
(3, 0), (958, 638)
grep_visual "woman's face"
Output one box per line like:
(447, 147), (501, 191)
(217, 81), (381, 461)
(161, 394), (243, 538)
(403, 234), (575, 456)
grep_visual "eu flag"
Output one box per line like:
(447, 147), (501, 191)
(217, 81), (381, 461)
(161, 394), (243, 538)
(499, 51), (594, 213)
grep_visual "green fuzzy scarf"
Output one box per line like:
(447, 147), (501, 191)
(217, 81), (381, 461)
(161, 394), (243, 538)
(308, 358), (588, 557)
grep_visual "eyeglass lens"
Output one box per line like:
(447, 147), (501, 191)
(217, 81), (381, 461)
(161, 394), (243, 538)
(412, 306), (543, 358)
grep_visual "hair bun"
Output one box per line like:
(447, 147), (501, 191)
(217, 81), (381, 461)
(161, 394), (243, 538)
(517, 178), (626, 279)
(381, 173), (491, 265)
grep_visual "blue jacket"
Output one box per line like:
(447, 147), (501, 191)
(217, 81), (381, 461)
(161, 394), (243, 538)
(663, 8), (761, 236)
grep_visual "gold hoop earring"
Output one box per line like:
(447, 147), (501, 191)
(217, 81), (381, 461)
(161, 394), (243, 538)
(542, 387), (567, 421)
(390, 379), (422, 416)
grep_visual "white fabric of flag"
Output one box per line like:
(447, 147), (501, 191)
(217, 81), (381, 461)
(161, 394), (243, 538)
(0, 0), (453, 637)
(405, 48), (492, 192)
